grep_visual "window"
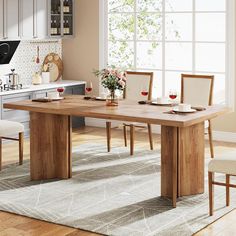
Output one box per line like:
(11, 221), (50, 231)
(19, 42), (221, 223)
(101, 0), (235, 105)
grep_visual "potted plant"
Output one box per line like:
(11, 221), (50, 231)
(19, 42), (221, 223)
(94, 66), (126, 106)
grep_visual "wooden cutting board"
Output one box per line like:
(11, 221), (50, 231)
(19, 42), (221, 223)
(43, 53), (63, 82)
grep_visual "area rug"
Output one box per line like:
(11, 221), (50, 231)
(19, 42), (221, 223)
(0, 144), (235, 236)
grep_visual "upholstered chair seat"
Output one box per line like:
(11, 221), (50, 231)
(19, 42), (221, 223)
(209, 157), (236, 175)
(0, 120), (24, 136)
(0, 120), (24, 170)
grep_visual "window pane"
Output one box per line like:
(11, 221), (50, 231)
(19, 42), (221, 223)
(152, 71), (163, 98)
(108, 41), (134, 68)
(165, 43), (192, 70)
(195, 43), (225, 73)
(196, 13), (225, 42)
(213, 75), (225, 104)
(166, 0), (192, 12)
(137, 0), (162, 12)
(137, 42), (162, 69)
(164, 71), (182, 95)
(137, 13), (162, 40)
(108, 0), (134, 12)
(109, 13), (134, 40)
(195, 0), (226, 11)
(165, 13), (192, 41)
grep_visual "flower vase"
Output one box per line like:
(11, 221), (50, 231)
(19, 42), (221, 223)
(106, 91), (119, 106)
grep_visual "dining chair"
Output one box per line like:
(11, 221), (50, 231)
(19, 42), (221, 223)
(181, 74), (215, 158)
(0, 120), (24, 170)
(208, 157), (236, 216)
(106, 71), (154, 155)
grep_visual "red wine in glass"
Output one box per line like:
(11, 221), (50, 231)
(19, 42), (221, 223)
(86, 87), (92, 93)
(169, 90), (177, 104)
(85, 82), (93, 97)
(57, 87), (65, 93)
(57, 87), (65, 96)
(169, 94), (177, 99)
(141, 91), (149, 96)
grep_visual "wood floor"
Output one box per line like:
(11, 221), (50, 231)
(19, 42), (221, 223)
(0, 126), (236, 236)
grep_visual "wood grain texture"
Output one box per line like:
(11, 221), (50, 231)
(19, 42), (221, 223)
(178, 122), (205, 196)
(30, 112), (72, 180)
(3, 95), (229, 128)
(208, 172), (214, 216)
(0, 212), (101, 236)
(161, 122), (205, 201)
(147, 124), (153, 150)
(106, 121), (111, 152)
(19, 132), (24, 165)
(130, 124), (135, 156)
(161, 126), (178, 201)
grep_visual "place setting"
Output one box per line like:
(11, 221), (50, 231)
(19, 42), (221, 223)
(32, 87), (65, 102)
(83, 81), (107, 101)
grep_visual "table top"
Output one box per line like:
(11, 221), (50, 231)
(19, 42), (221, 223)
(4, 95), (229, 127)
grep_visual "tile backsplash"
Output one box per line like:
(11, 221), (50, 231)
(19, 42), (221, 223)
(0, 40), (62, 85)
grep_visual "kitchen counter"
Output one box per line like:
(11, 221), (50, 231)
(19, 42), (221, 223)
(0, 80), (86, 96)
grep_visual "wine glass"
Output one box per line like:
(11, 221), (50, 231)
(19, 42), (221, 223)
(57, 87), (65, 97)
(85, 82), (93, 97)
(169, 90), (177, 105)
(140, 84), (149, 103)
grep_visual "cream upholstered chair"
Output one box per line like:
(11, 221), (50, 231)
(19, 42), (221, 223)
(181, 74), (214, 158)
(0, 120), (24, 170)
(208, 157), (236, 216)
(106, 71), (154, 155)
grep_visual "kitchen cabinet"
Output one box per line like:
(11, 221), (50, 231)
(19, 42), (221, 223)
(35, 0), (48, 39)
(20, 0), (34, 38)
(50, 0), (74, 38)
(0, 0), (74, 40)
(0, 0), (3, 39)
(5, 0), (20, 39)
(20, 0), (48, 39)
(0, 84), (85, 136)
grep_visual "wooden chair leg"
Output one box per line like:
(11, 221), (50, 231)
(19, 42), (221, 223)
(130, 125), (135, 156)
(208, 120), (214, 159)
(106, 122), (111, 152)
(19, 132), (24, 165)
(147, 124), (153, 150)
(226, 174), (230, 207)
(123, 125), (127, 147)
(0, 138), (2, 171)
(209, 172), (214, 216)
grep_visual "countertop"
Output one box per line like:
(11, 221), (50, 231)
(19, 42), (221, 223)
(0, 80), (86, 96)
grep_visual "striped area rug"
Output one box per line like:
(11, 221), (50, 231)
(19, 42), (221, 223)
(0, 144), (235, 236)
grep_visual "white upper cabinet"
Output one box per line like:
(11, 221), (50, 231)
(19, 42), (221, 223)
(5, 0), (20, 39)
(0, 0), (72, 40)
(35, 0), (48, 38)
(20, 0), (34, 38)
(0, 0), (3, 39)
(20, 0), (48, 39)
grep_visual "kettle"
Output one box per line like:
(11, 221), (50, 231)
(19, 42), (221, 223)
(6, 69), (20, 86)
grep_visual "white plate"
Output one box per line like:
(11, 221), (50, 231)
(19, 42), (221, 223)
(173, 107), (197, 113)
(151, 101), (172, 105)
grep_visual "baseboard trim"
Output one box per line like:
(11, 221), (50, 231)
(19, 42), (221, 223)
(211, 131), (236, 143)
(85, 118), (236, 143)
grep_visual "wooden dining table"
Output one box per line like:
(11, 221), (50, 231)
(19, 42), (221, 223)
(4, 95), (229, 207)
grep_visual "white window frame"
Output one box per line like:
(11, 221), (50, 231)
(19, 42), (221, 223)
(99, 0), (235, 108)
